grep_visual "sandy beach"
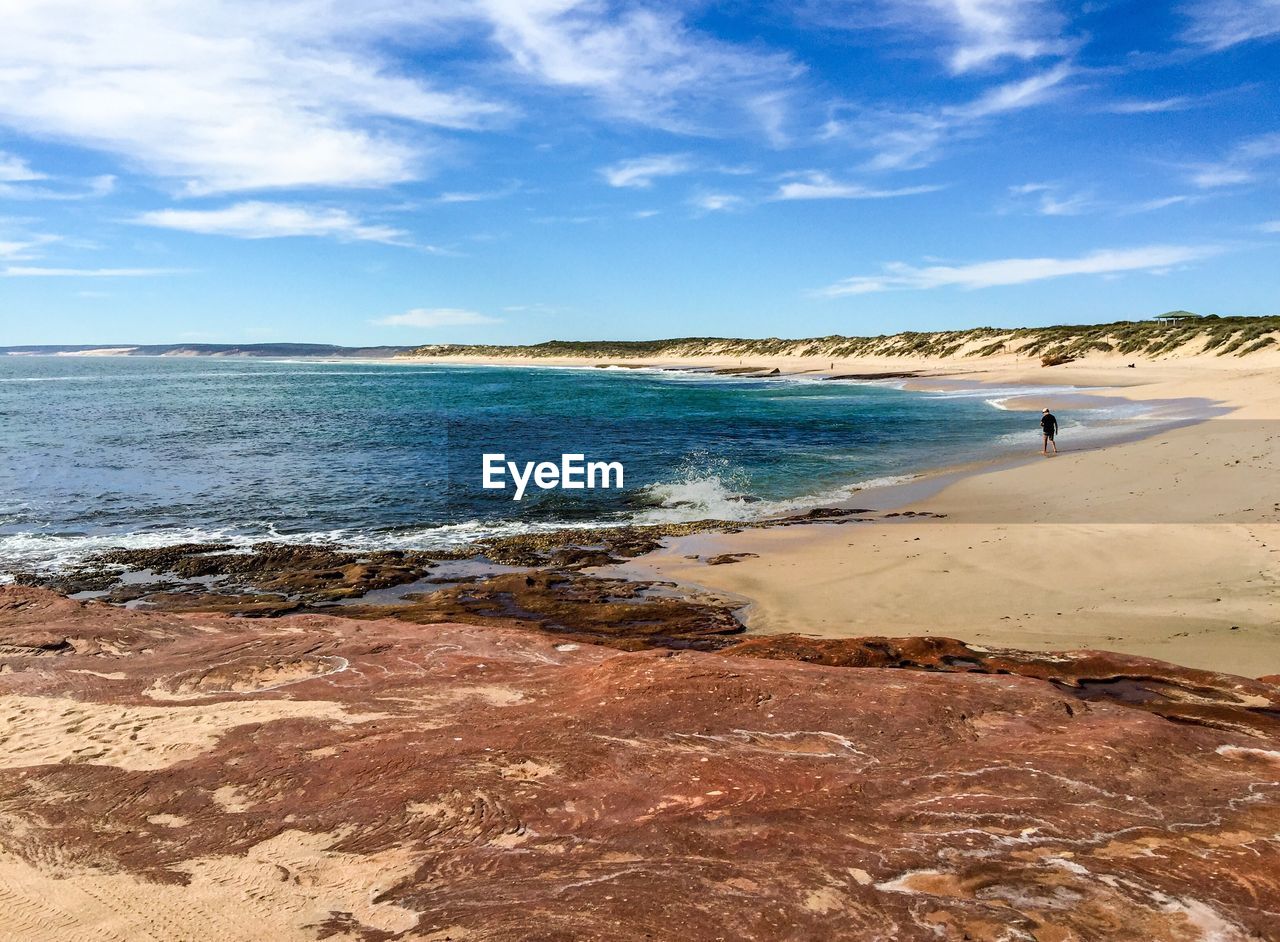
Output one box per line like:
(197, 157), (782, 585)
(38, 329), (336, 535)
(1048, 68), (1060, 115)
(405, 348), (1280, 677)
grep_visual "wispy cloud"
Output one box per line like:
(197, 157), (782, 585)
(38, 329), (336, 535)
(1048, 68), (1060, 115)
(1006, 181), (1093, 216)
(1103, 96), (1200, 114)
(830, 110), (950, 172)
(0, 152), (116, 200)
(2, 266), (185, 277)
(133, 201), (410, 244)
(826, 63), (1074, 171)
(748, 91), (792, 146)
(1186, 131), (1280, 188)
(480, 0), (801, 132)
(0, 152), (46, 183)
(600, 154), (695, 188)
(934, 0), (1072, 72)
(954, 62), (1074, 119)
(0, 234), (60, 260)
(0, 2), (509, 195)
(434, 184), (520, 203)
(772, 173), (942, 201)
(1189, 166), (1255, 188)
(1006, 184), (1197, 217)
(0, 172), (116, 201)
(375, 307), (498, 327)
(804, 0), (1071, 74)
(1261, 220), (1280, 233)
(690, 192), (745, 213)
(1180, 0), (1280, 51)
(817, 244), (1222, 295)
(1121, 195), (1196, 214)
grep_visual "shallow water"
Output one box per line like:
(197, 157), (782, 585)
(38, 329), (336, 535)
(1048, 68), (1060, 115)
(0, 356), (1161, 573)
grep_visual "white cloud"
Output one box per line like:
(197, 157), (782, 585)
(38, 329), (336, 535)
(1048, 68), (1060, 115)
(691, 192), (745, 212)
(1122, 195), (1194, 214)
(477, 0), (800, 131)
(1261, 220), (1280, 233)
(1189, 167), (1255, 188)
(0, 169), (116, 201)
(434, 183), (519, 203)
(1006, 181), (1093, 216)
(0, 2), (808, 195)
(0, 234), (60, 260)
(844, 112), (951, 172)
(134, 202), (409, 244)
(818, 244), (1222, 295)
(600, 155), (695, 188)
(1006, 186), (1197, 217)
(772, 173), (942, 200)
(1187, 131), (1280, 189)
(932, 0), (1072, 73)
(1181, 0), (1280, 50)
(0, 1), (508, 195)
(375, 307), (498, 327)
(807, 0), (1070, 74)
(953, 63), (1073, 119)
(2, 266), (184, 277)
(825, 62), (1072, 171)
(0, 152), (46, 183)
(747, 91), (792, 147)
(1104, 96), (1198, 114)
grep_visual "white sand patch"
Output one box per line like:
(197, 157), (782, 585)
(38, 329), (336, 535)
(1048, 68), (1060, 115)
(0, 695), (386, 771)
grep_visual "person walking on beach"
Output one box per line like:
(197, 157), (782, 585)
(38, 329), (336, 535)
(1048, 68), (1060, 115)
(1040, 408), (1058, 455)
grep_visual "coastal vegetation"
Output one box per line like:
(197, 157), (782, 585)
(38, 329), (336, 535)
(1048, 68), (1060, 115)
(404, 313), (1280, 362)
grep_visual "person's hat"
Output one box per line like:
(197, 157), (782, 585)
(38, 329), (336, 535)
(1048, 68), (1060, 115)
(1043, 407), (1050, 412)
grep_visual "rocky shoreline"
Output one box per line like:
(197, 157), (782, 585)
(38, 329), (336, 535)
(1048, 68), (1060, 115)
(10, 507), (1279, 734)
(1, 585), (1278, 940)
(7, 500), (1280, 938)
(9, 507), (894, 629)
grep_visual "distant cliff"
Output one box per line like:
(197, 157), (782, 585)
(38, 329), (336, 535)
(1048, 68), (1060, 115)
(403, 313), (1280, 362)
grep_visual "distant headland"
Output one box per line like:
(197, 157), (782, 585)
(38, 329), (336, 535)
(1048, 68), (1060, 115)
(6, 313), (1279, 364)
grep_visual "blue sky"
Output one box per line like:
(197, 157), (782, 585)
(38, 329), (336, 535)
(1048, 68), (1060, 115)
(1, 0), (1277, 345)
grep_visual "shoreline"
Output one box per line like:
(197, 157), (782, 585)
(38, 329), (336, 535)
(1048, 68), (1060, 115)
(0, 359), (1209, 577)
(596, 359), (1279, 676)
(5, 353), (1276, 676)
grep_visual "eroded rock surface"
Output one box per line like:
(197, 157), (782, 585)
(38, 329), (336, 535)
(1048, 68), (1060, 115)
(14, 542), (441, 609)
(8, 509), (877, 610)
(0, 586), (1277, 941)
(344, 570), (746, 651)
(729, 634), (1280, 738)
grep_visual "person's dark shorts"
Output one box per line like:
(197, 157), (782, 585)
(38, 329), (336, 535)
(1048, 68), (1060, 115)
(1042, 429), (1054, 439)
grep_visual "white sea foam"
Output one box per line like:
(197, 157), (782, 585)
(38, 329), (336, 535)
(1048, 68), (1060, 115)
(0, 457), (934, 576)
(629, 466), (920, 526)
(632, 475), (766, 523)
(846, 473), (918, 491)
(0, 518), (601, 575)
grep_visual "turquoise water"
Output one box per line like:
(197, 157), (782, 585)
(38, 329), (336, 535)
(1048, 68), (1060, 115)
(0, 356), (1108, 573)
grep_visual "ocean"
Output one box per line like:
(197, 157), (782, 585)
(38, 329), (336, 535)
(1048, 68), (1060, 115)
(0, 356), (1142, 574)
